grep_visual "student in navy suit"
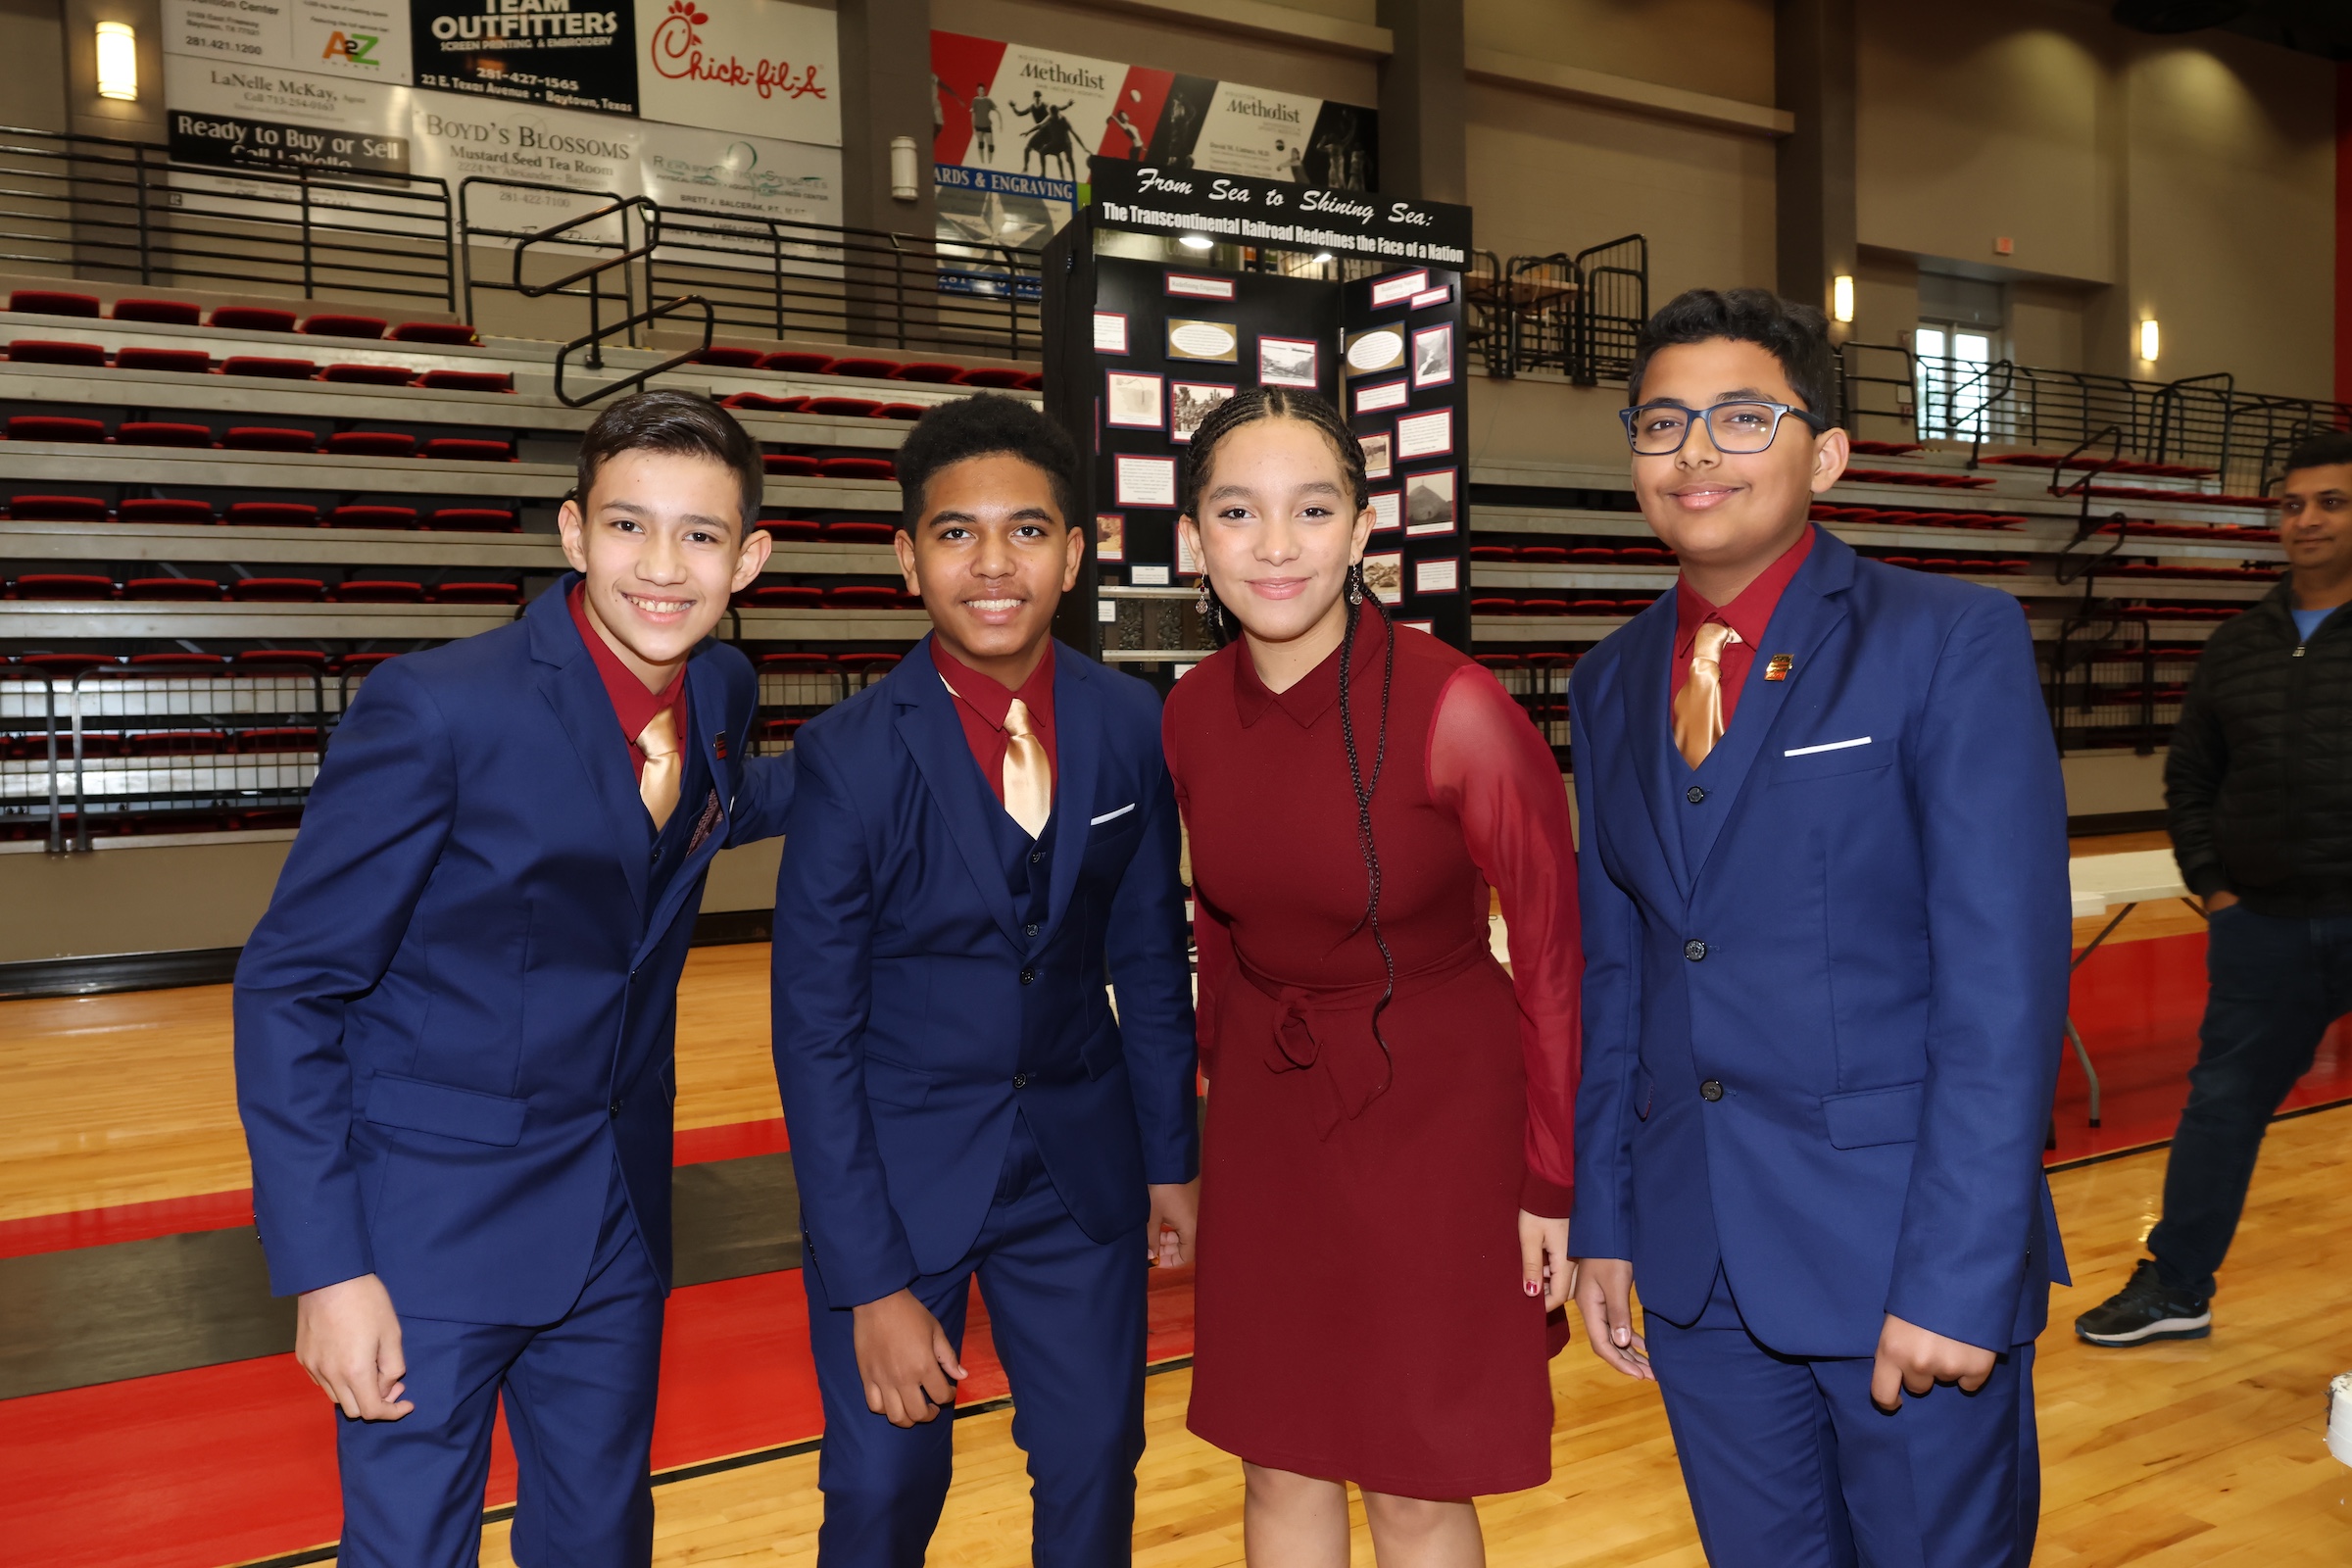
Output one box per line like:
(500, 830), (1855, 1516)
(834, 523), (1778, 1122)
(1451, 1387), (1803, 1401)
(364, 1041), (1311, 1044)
(1566, 291), (2071, 1567)
(770, 395), (1198, 1567)
(235, 392), (792, 1568)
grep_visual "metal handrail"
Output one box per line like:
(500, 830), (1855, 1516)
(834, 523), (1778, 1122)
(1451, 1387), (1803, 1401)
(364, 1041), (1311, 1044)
(551, 294), (714, 408)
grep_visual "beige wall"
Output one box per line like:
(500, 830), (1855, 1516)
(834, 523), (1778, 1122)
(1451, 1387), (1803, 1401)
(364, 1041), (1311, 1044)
(1466, 0), (1774, 108)
(0, 0), (67, 133)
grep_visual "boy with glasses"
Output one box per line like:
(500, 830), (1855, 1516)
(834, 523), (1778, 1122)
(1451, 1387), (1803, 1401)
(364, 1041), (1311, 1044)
(1567, 289), (2071, 1566)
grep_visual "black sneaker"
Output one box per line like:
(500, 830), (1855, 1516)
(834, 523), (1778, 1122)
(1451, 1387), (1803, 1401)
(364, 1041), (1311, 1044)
(2073, 1258), (2213, 1347)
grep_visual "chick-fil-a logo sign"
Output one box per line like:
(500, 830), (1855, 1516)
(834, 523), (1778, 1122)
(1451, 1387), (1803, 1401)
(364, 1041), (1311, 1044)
(649, 0), (826, 100)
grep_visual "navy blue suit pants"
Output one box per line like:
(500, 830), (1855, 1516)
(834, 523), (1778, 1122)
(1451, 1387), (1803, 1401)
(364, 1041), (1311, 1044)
(336, 1156), (664, 1568)
(1645, 1269), (2039, 1568)
(804, 1111), (1148, 1568)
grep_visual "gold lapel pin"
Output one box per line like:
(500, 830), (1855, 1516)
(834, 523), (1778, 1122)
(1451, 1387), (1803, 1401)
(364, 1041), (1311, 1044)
(1764, 654), (1794, 681)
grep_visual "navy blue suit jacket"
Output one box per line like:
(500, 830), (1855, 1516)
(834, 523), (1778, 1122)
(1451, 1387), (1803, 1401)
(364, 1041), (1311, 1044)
(1569, 528), (2071, 1357)
(234, 577), (793, 1325)
(771, 636), (1198, 1308)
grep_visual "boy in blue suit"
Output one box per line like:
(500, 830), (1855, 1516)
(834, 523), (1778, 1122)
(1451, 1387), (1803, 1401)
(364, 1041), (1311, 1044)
(771, 395), (1198, 1567)
(235, 391), (793, 1567)
(1566, 292), (2071, 1567)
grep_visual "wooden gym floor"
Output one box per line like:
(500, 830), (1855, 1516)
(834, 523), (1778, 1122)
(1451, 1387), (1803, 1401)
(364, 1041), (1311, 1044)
(2, 830), (2348, 1564)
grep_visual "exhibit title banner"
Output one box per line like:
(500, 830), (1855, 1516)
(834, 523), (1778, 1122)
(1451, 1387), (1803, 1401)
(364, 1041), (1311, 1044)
(1086, 160), (1468, 268)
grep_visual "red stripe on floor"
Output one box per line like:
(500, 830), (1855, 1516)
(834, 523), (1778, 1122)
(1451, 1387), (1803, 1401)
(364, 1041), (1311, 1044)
(0, 1264), (1197, 1567)
(3, 1119), (792, 1257)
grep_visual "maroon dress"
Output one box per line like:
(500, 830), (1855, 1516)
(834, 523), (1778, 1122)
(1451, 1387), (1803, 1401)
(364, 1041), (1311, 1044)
(1163, 615), (1582, 1498)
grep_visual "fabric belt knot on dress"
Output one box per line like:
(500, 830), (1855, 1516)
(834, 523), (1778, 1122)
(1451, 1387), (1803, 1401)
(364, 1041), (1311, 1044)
(1236, 937), (1492, 1139)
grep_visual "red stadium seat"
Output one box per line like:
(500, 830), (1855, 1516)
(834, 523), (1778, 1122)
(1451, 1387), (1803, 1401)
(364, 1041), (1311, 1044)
(8, 415), (105, 442)
(823, 521), (897, 545)
(1517, 546), (1569, 563)
(219, 356), (316, 380)
(825, 585), (903, 609)
(299, 314), (388, 340)
(10, 289), (101, 318)
(760, 351), (836, 373)
(222, 426), (318, 452)
(125, 728), (228, 754)
(20, 652), (114, 669)
(890, 362), (964, 384)
(429, 581), (520, 604)
(238, 726), (322, 753)
(760, 652), (832, 669)
(15, 574), (115, 599)
(876, 403), (926, 420)
(722, 392), (809, 413)
(819, 457), (895, 480)
(419, 437), (512, 463)
(224, 502), (320, 527)
(742, 584), (824, 608)
(115, 347), (214, 374)
(425, 508), (518, 532)
(1470, 597), (1519, 615)
(953, 367), (1029, 388)
(416, 368), (513, 393)
(1567, 599), (1619, 614)
(695, 346), (764, 368)
(111, 298), (202, 325)
(327, 505), (418, 529)
(232, 579), (328, 602)
(763, 454), (821, 476)
(117, 422), (215, 448)
(1468, 545), (1515, 561)
(320, 364), (418, 386)
(826, 358), (902, 380)
(1474, 653), (1523, 668)
(8, 339), (108, 367)
(1569, 546), (1617, 563)
(116, 503), (210, 526)
(806, 396), (885, 417)
(325, 431), (416, 458)
(386, 320), (481, 346)
(1012, 371), (1044, 391)
(1618, 546), (1671, 563)
(836, 653), (902, 675)
(760, 518), (822, 541)
(9, 495), (109, 520)
(332, 580), (423, 603)
(235, 649), (329, 666)
(124, 577), (222, 601)
(209, 306), (298, 333)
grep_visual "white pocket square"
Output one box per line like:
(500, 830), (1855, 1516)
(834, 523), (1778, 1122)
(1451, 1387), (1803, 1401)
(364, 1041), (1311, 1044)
(1090, 803), (1137, 825)
(1784, 736), (1872, 758)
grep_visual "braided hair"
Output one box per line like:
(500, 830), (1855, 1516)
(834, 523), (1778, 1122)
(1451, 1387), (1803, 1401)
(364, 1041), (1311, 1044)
(1179, 387), (1400, 1099)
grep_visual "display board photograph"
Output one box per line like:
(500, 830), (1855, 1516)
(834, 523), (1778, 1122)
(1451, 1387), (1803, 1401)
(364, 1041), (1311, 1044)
(929, 29), (1376, 257)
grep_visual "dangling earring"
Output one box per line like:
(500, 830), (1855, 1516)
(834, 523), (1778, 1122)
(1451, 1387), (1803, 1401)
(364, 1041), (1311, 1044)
(1195, 575), (1212, 617)
(1346, 562), (1365, 607)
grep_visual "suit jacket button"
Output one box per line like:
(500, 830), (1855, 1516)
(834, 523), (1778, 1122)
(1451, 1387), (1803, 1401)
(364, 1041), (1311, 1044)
(1019, 967), (1035, 984)
(610, 1100), (623, 1116)
(1013, 1073), (1029, 1089)
(1684, 939), (1708, 961)
(1686, 785), (1706, 804)
(1029, 850), (1044, 864)
(1024, 922), (1039, 938)
(1700, 1080), (1724, 1102)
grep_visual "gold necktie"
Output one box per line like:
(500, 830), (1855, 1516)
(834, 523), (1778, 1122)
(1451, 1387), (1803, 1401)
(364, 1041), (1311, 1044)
(1003, 697), (1053, 841)
(638, 706), (681, 831)
(1672, 619), (1740, 769)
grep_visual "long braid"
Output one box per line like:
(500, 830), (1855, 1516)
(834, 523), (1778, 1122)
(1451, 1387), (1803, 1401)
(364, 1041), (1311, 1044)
(1335, 562), (1398, 1096)
(1182, 385), (1398, 1102)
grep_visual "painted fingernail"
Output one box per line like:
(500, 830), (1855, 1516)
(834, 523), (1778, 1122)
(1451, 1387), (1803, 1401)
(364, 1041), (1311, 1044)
(1525, 1280), (1542, 1297)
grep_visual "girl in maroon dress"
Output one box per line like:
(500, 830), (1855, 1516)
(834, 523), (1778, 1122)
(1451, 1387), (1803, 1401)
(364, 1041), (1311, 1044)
(1163, 387), (1582, 1563)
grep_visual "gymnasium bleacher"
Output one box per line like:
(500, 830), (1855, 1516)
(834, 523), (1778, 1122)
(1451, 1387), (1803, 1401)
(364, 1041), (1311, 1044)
(0, 281), (1045, 844)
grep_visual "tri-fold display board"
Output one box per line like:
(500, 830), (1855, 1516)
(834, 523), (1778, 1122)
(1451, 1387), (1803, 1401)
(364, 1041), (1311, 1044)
(1043, 161), (1474, 662)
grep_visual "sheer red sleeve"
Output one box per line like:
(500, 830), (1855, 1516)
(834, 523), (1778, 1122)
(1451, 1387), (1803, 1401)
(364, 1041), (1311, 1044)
(1167, 749), (1233, 1085)
(1428, 662), (1583, 1215)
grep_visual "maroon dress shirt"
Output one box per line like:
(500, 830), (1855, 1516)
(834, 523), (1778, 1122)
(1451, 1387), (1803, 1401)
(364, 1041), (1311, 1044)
(569, 586), (690, 784)
(1669, 524), (1816, 729)
(932, 638), (1057, 807)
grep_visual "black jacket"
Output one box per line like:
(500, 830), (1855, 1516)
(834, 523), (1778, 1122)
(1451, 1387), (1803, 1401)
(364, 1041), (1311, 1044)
(2166, 580), (2352, 916)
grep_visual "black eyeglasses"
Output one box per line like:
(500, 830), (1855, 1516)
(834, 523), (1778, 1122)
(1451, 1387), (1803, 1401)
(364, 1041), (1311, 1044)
(1619, 400), (1828, 456)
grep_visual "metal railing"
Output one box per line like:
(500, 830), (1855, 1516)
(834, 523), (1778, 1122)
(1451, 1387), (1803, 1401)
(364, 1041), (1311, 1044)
(0, 123), (457, 311)
(1837, 341), (2352, 496)
(457, 179), (1043, 361)
(1466, 234), (1649, 385)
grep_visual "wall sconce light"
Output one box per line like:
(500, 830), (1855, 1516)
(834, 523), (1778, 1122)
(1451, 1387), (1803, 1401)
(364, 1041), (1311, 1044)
(1178, 235), (1213, 251)
(2139, 318), (2160, 362)
(1832, 274), (1854, 324)
(888, 136), (918, 202)
(95, 21), (138, 102)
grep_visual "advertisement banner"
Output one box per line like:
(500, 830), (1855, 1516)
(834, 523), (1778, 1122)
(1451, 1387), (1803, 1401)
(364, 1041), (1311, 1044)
(408, 0), (638, 114)
(1088, 159), (1468, 268)
(929, 28), (1374, 254)
(166, 0), (416, 83)
(634, 0), (837, 146)
(164, 56), (413, 172)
